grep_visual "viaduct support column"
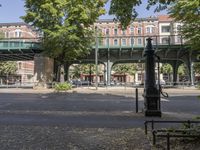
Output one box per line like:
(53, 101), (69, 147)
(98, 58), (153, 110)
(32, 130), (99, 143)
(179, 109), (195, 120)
(104, 61), (113, 86)
(34, 54), (54, 88)
(186, 52), (194, 86)
(171, 60), (179, 85)
(190, 62), (194, 86)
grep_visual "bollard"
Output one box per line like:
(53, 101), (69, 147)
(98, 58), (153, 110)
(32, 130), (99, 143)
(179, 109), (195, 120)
(136, 88), (138, 113)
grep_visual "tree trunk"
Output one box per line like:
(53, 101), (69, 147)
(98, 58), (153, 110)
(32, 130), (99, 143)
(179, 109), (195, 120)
(64, 62), (70, 81)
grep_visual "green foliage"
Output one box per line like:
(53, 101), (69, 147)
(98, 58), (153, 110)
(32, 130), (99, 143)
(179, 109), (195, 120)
(22, 0), (106, 62)
(161, 64), (173, 74)
(109, 0), (141, 29)
(69, 64), (102, 79)
(0, 61), (17, 75)
(112, 63), (137, 76)
(169, 0), (200, 49)
(109, 0), (175, 28)
(195, 116), (200, 120)
(194, 62), (200, 75)
(0, 31), (4, 39)
(54, 82), (72, 91)
(178, 64), (187, 76)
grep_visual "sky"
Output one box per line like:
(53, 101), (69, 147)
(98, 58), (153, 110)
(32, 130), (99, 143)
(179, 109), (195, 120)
(0, 0), (167, 23)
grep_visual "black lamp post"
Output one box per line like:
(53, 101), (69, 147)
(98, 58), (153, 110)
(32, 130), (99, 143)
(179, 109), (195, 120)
(144, 38), (161, 117)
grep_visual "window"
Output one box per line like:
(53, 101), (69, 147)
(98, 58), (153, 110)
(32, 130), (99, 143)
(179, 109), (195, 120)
(177, 25), (181, 31)
(106, 38), (109, 45)
(114, 28), (118, 35)
(138, 73), (142, 81)
(161, 37), (169, 44)
(146, 26), (155, 34)
(15, 30), (22, 38)
(176, 36), (181, 43)
(152, 27), (155, 33)
(19, 32), (22, 37)
(122, 30), (126, 35)
(161, 26), (170, 33)
(138, 38), (142, 45)
(130, 26), (134, 34)
(18, 62), (22, 69)
(15, 32), (18, 37)
(146, 27), (151, 33)
(114, 39), (118, 45)
(5, 32), (9, 38)
(106, 28), (109, 35)
(122, 39), (126, 46)
(138, 27), (142, 34)
(130, 38), (134, 45)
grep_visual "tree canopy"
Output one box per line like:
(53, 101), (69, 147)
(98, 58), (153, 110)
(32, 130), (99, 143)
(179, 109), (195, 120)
(22, 0), (106, 62)
(112, 63), (137, 76)
(194, 62), (200, 75)
(70, 64), (94, 78)
(169, 0), (200, 49)
(109, 0), (175, 28)
(161, 64), (173, 74)
(109, 0), (199, 49)
(0, 61), (17, 75)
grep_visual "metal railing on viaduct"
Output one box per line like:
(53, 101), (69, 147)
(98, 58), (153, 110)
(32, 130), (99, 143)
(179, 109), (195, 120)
(0, 35), (199, 86)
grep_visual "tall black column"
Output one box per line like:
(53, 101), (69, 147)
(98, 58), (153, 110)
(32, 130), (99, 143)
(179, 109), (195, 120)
(144, 38), (161, 117)
(172, 60), (179, 85)
(64, 62), (70, 81)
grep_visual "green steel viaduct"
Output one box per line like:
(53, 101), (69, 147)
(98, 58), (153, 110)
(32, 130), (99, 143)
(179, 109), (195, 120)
(0, 35), (199, 86)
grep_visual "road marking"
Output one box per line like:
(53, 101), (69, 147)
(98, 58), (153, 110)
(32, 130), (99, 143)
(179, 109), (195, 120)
(161, 98), (169, 102)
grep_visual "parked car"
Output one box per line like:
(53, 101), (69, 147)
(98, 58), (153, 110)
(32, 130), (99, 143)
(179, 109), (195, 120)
(70, 80), (90, 86)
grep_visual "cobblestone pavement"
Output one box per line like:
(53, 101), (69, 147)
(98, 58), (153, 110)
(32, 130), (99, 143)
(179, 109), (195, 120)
(0, 87), (199, 150)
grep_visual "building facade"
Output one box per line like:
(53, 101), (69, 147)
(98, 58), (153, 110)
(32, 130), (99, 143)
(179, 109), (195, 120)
(0, 15), (192, 85)
(0, 22), (39, 84)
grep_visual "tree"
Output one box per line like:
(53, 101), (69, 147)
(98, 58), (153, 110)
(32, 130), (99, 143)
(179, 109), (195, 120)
(109, 0), (200, 50)
(112, 63), (137, 82)
(109, 0), (175, 28)
(194, 62), (200, 75)
(161, 63), (173, 82)
(178, 64), (187, 76)
(161, 64), (173, 74)
(0, 61), (17, 75)
(0, 31), (4, 39)
(169, 0), (200, 49)
(22, 0), (106, 81)
(69, 64), (103, 79)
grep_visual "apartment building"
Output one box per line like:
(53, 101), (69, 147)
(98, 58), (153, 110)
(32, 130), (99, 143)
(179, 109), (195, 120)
(0, 22), (39, 83)
(0, 15), (184, 84)
(94, 16), (159, 47)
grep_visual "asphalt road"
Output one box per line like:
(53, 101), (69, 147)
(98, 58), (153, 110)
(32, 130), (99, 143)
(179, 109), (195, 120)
(0, 88), (199, 128)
